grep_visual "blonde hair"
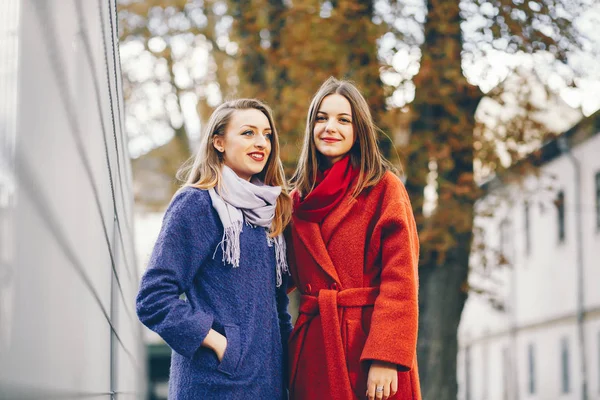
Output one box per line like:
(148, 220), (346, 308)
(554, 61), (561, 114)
(177, 99), (291, 237)
(291, 77), (395, 197)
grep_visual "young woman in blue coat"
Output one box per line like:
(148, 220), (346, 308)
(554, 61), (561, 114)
(136, 99), (293, 399)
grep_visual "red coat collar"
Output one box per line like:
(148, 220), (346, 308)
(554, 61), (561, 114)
(291, 192), (358, 284)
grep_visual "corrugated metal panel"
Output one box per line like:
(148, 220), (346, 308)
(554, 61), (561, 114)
(0, 0), (145, 398)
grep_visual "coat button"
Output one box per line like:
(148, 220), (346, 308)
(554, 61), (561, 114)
(305, 284), (312, 295)
(330, 282), (339, 291)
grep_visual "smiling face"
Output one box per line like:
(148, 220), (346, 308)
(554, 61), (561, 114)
(213, 108), (273, 181)
(313, 94), (355, 166)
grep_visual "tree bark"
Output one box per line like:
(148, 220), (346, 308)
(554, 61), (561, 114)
(230, 0), (269, 98)
(408, 1), (482, 398)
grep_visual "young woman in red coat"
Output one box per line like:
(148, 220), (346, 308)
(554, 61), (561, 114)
(288, 77), (421, 400)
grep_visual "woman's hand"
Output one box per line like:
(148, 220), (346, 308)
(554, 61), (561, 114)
(366, 360), (398, 400)
(202, 329), (228, 362)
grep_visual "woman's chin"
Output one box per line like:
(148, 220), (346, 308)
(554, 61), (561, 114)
(318, 149), (344, 159)
(245, 165), (266, 177)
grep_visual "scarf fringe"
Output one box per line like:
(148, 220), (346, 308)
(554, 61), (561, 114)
(215, 220), (243, 268)
(214, 222), (288, 287)
(209, 178), (288, 287)
(267, 233), (289, 287)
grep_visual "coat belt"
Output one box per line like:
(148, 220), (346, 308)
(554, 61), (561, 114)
(296, 287), (379, 399)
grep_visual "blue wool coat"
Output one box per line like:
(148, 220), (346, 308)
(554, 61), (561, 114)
(136, 187), (293, 399)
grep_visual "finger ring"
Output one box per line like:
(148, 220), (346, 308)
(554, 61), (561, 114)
(376, 386), (384, 393)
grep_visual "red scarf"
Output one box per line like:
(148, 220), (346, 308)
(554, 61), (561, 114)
(293, 156), (359, 223)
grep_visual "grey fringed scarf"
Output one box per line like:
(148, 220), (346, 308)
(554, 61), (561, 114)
(209, 166), (288, 286)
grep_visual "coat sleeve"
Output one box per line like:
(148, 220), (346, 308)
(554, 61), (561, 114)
(284, 224), (298, 294)
(277, 271), (293, 386)
(277, 272), (294, 342)
(360, 177), (420, 370)
(136, 188), (218, 359)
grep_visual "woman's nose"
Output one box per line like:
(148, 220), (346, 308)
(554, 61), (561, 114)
(325, 120), (337, 133)
(254, 133), (267, 148)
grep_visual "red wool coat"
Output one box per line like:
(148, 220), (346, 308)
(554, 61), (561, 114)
(288, 171), (421, 400)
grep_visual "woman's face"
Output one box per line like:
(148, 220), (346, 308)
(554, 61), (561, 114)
(313, 94), (355, 166)
(213, 109), (273, 181)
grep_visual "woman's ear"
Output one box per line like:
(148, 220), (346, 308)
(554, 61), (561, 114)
(213, 136), (225, 153)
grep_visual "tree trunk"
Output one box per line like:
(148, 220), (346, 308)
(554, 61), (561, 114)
(165, 49), (191, 158)
(418, 248), (469, 399)
(408, 0), (482, 398)
(340, 0), (390, 156)
(230, 0), (269, 98)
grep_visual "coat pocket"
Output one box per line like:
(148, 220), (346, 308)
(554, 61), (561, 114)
(217, 324), (242, 377)
(345, 319), (368, 394)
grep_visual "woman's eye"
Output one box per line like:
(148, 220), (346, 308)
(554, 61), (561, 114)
(265, 133), (273, 140)
(242, 130), (254, 136)
(316, 116), (327, 122)
(340, 118), (351, 123)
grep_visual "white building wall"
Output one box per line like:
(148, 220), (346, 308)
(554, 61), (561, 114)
(579, 133), (600, 310)
(459, 119), (600, 400)
(586, 318), (600, 395)
(517, 324), (581, 400)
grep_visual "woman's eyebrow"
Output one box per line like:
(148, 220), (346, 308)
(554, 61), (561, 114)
(239, 124), (272, 131)
(317, 110), (351, 117)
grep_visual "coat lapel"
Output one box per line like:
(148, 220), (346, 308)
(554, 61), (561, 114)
(292, 216), (341, 284)
(321, 194), (358, 245)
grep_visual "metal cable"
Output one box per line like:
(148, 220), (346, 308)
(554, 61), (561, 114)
(96, 0), (136, 285)
(109, 0), (139, 269)
(107, 0), (134, 218)
(111, 4), (136, 213)
(108, 0), (147, 350)
(31, 0), (135, 327)
(74, 0), (135, 286)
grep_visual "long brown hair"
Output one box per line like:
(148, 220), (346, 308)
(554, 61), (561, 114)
(177, 99), (291, 237)
(291, 77), (395, 197)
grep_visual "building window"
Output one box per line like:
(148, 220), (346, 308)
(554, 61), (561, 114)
(596, 172), (600, 231)
(556, 191), (565, 242)
(524, 201), (531, 255)
(502, 347), (511, 400)
(482, 343), (489, 400)
(465, 346), (472, 400)
(499, 219), (513, 265)
(561, 337), (570, 393)
(528, 343), (536, 394)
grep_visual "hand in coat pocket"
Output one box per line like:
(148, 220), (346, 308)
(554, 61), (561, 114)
(202, 328), (228, 361)
(217, 324), (242, 376)
(215, 336), (228, 362)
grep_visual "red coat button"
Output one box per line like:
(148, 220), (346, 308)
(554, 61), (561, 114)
(330, 282), (339, 291)
(305, 284), (312, 295)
